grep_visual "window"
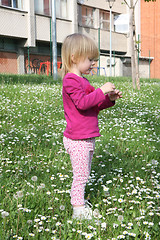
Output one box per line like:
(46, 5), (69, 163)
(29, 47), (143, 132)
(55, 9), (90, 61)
(0, 39), (4, 50)
(0, 37), (18, 51)
(1, 0), (23, 9)
(100, 10), (110, 30)
(80, 6), (94, 27)
(34, 0), (51, 16)
(56, 0), (67, 19)
(1, 0), (11, 7)
(44, 0), (50, 15)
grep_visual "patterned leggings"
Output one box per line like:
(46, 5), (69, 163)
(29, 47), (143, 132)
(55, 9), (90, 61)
(63, 136), (95, 206)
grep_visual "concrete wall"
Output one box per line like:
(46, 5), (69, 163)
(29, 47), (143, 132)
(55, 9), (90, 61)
(0, 7), (27, 39)
(139, 59), (150, 79)
(83, 0), (126, 14)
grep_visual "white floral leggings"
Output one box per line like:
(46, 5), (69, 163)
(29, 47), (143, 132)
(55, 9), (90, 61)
(63, 136), (95, 206)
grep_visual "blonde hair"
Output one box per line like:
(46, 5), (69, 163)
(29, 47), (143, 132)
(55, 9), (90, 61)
(61, 33), (99, 78)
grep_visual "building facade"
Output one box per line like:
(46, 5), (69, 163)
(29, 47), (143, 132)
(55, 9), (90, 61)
(0, 0), (155, 78)
(141, 0), (160, 79)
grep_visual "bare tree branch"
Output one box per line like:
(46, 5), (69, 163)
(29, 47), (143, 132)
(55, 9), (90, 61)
(123, 0), (130, 8)
(134, 0), (139, 8)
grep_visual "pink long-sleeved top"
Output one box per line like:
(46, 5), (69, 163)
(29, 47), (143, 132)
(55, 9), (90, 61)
(62, 73), (115, 140)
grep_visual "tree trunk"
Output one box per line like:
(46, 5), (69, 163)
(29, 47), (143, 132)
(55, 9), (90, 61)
(132, 6), (140, 90)
(129, 0), (140, 90)
(129, 2), (136, 89)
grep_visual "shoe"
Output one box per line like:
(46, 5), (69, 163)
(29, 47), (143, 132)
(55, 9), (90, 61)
(72, 208), (93, 220)
(85, 200), (93, 208)
(85, 200), (101, 219)
(72, 201), (93, 220)
(72, 201), (101, 221)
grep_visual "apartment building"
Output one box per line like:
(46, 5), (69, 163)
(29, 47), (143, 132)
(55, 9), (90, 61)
(0, 0), (152, 77)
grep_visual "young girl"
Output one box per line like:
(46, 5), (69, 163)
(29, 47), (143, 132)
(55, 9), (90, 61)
(62, 33), (122, 220)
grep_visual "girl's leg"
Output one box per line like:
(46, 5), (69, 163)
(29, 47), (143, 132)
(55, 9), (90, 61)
(63, 137), (95, 206)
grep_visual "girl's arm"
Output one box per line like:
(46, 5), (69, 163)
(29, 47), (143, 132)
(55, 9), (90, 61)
(98, 90), (122, 111)
(98, 94), (115, 111)
(63, 76), (106, 110)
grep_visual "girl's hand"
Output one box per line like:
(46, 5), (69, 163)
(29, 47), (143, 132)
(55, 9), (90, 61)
(100, 82), (115, 95)
(108, 90), (122, 101)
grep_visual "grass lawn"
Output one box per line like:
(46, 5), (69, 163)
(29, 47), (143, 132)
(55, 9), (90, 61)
(0, 74), (159, 239)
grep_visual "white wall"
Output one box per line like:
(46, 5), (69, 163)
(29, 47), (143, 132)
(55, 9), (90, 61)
(82, 0), (126, 14)
(0, 8), (27, 38)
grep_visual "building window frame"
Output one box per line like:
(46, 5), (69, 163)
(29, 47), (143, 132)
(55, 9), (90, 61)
(99, 10), (110, 30)
(79, 5), (95, 28)
(34, 0), (51, 16)
(0, 0), (23, 9)
(56, 0), (67, 19)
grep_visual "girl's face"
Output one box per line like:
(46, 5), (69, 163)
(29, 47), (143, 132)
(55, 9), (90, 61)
(73, 57), (96, 76)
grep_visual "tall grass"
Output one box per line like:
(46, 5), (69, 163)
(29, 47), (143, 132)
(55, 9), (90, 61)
(0, 74), (159, 240)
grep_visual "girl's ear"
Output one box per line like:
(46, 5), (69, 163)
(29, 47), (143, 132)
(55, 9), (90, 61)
(71, 54), (77, 64)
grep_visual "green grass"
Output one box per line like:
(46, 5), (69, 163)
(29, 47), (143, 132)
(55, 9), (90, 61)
(0, 74), (160, 240)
